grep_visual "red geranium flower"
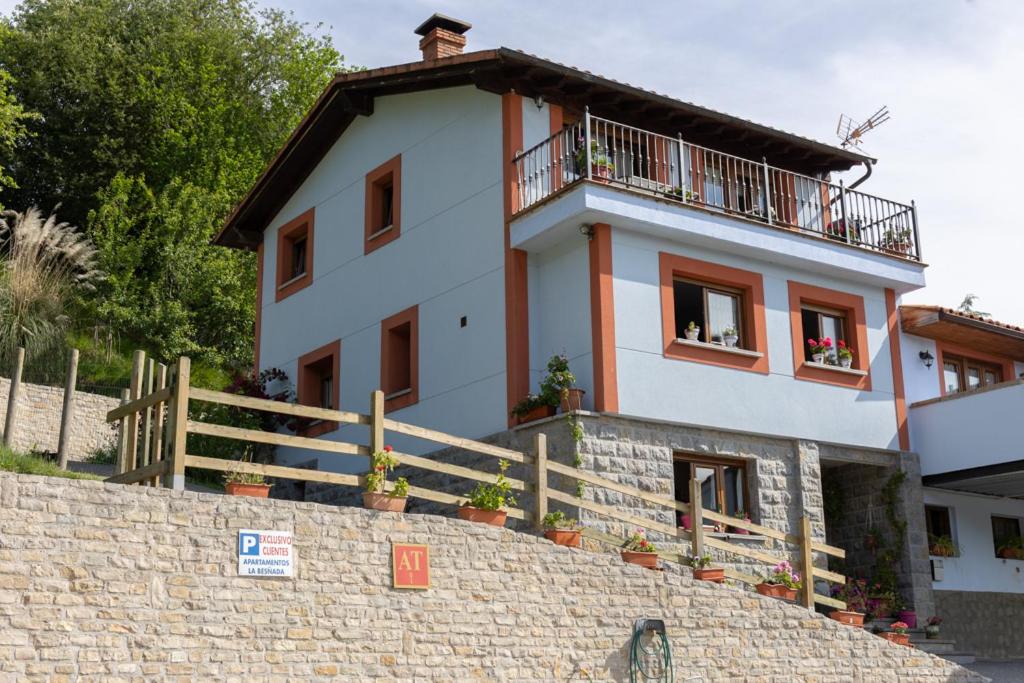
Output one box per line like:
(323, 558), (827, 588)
(838, 340), (846, 348)
(384, 445), (393, 452)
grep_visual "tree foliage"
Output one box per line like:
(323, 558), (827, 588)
(0, 26), (35, 200)
(0, 0), (347, 367)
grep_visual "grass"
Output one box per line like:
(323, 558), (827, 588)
(0, 447), (103, 480)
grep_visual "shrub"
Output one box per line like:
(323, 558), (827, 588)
(465, 459), (516, 511)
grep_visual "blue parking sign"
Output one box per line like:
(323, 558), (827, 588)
(239, 532), (260, 556)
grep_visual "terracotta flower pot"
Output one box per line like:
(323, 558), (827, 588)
(225, 482), (271, 498)
(881, 632), (911, 647)
(559, 388), (586, 413)
(544, 529), (581, 548)
(729, 523), (751, 535)
(591, 164), (612, 182)
(362, 492), (407, 513)
(693, 568), (725, 583)
(621, 550), (659, 569)
(516, 404), (557, 425)
(457, 506), (507, 527)
(755, 582), (798, 601)
(830, 610), (865, 627)
(999, 547), (1023, 560)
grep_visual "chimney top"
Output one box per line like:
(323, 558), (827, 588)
(414, 13), (472, 37)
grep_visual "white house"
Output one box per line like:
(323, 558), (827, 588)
(214, 13), (1022, 658)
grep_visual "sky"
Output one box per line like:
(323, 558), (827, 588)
(3, 0), (1022, 323)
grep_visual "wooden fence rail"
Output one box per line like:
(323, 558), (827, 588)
(107, 353), (847, 612)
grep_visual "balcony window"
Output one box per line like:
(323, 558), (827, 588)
(991, 515), (1022, 558)
(942, 355), (1002, 394)
(673, 453), (750, 524)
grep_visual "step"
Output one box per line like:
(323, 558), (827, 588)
(941, 653), (977, 666)
(913, 640), (957, 655)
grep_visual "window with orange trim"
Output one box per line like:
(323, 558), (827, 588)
(659, 252), (769, 374)
(381, 305), (418, 412)
(275, 208), (314, 302)
(365, 155), (401, 254)
(297, 340), (339, 437)
(787, 281), (871, 390)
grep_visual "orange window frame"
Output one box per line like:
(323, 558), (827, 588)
(364, 155), (402, 255)
(659, 252), (769, 374)
(296, 340), (340, 437)
(787, 281), (871, 390)
(935, 341), (1014, 396)
(380, 305), (419, 413)
(275, 208), (315, 302)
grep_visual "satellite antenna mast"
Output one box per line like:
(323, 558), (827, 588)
(836, 106), (891, 149)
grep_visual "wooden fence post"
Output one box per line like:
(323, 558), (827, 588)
(370, 390), (384, 456)
(534, 433), (547, 530)
(690, 477), (705, 559)
(140, 358), (155, 473)
(124, 350), (145, 473)
(164, 356), (190, 491)
(3, 346), (25, 448)
(115, 388), (130, 474)
(800, 515), (815, 610)
(56, 348), (80, 469)
(150, 363), (167, 487)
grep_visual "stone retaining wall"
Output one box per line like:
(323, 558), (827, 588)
(0, 472), (982, 681)
(0, 377), (119, 461)
(935, 589), (1024, 659)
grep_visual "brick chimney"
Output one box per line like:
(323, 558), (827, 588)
(414, 13), (472, 61)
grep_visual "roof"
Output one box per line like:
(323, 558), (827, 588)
(900, 305), (1024, 361)
(216, 48), (874, 250)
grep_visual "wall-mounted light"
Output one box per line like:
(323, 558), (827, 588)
(579, 224), (594, 240)
(919, 350), (934, 369)
(533, 95), (544, 110)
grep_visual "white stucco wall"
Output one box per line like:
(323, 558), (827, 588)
(899, 329), (940, 406)
(924, 487), (1024, 593)
(610, 230), (902, 449)
(258, 86), (507, 471)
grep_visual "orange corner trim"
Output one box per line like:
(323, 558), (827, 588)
(503, 92), (529, 426)
(254, 241), (264, 370)
(589, 223), (618, 412)
(885, 288), (910, 450)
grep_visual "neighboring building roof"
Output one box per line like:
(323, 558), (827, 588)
(216, 48), (873, 250)
(900, 305), (1024, 361)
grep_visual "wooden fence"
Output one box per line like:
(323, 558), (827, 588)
(107, 353), (846, 611)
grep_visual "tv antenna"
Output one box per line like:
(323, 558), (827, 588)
(836, 106), (890, 148)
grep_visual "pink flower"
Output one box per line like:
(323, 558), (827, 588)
(823, 338), (832, 347)
(807, 338), (817, 347)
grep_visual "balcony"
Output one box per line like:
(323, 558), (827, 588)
(912, 380), (1024, 498)
(512, 113), (922, 262)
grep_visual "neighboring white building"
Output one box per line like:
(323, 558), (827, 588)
(214, 12), (1022, 659)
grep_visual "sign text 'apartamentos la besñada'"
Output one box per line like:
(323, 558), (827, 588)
(237, 529), (294, 577)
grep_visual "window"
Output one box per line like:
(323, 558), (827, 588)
(673, 453), (750, 525)
(381, 305), (418, 412)
(297, 340), (340, 437)
(365, 155), (402, 254)
(800, 305), (848, 363)
(275, 208), (315, 302)
(925, 505), (953, 541)
(941, 354), (1003, 394)
(991, 516), (1022, 558)
(787, 280), (871, 390)
(659, 252), (769, 374)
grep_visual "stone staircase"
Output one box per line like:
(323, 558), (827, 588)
(909, 631), (977, 666)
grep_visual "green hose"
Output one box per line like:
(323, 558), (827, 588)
(629, 619), (673, 683)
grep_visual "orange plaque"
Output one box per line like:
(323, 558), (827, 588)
(392, 543), (430, 589)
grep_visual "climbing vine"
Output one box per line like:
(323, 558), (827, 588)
(870, 468), (908, 608)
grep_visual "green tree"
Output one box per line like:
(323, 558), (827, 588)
(0, 0), (347, 367)
(0, 26), (35, 201)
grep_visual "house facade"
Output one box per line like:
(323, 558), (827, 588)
(215, 13), (1020, 654)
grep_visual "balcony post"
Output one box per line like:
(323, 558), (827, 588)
(584, 106), (592, 181)
(911, 200), (922, 261)
(762, 157), (773, 225)
(677, 134), (687, 202)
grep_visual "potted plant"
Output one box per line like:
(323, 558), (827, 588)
(684, 321), (700, 341)
(755, 561), (801, 601)
(224, 470), (272, 498)
(807, 337), (831, 365)
(729, 510), (751, 535)
(897, 608), (917, 630)
(511, 393), (556, 425)
(458, 460), (517, 527)
(830, 578), (868, 627)
(362, 445), (409, 513)
(575, 140), (615, 181)
(998, 536), (1024, 559)
(881, 227), (912, 254)
(542, 511), (582, 548)
(836, 340), (854, 369)
(687, 555), (724, 583)
(925, 616), (942, 639)
(881, 621), (911, 647)
(722, 326), (739, 348)
(621, 529), (658, 569)
(540, 354), (585, 413)
(929, 535), (958, 558)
